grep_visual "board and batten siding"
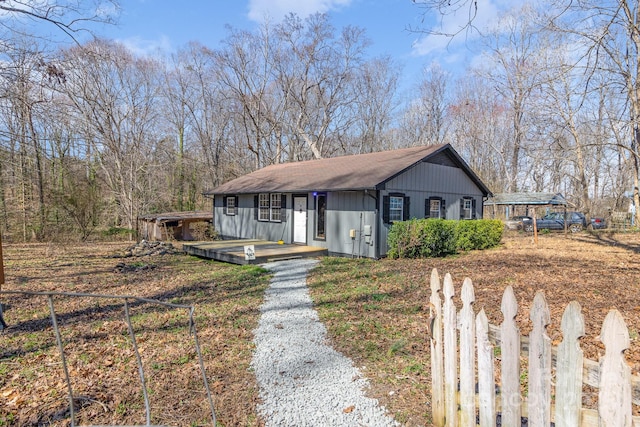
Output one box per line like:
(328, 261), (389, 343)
(214, 194), (292, 242)
(214, 191), (378, 258)
(321, 191), (377, 258)
(214, 194), (253, 240)
(378, 161), (485, 256)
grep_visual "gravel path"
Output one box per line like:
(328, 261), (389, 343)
(251, 259), (399, 427)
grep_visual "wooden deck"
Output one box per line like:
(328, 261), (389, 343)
(182, 240), (328, 265)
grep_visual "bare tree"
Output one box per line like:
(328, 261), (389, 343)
(398, 62), (450, 147)
(348, 55), (400, 153)
(540, 64), (594, 216)
(410, 0), (479, 37)
(214, 23), (286, 168)
(273, 13), (368, 159)
(0, 41), (54, 240)
(547, 0), (640, 225)
(447, 74), (512, 192)
(59, 40), (162, 235)
(213, 13), (371, 165)
(174, 43), (242, 189)
(160, 54), (194, 211)
(476, 5), (549, 192)
(0, 1), (121, 240)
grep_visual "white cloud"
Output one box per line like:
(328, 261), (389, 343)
(247, 0), (352, 22)
(116, 35), (173, 57)
(412, 0), (500, 57)
(96, 2), (120, 20)
(412, 0), (539, 55)
(410, 0), (535, 76)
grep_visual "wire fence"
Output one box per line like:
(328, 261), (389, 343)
(0, 290), (216, 426)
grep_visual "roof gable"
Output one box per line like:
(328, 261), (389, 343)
(205, 144), (491, 196)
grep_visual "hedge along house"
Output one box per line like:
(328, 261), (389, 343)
(204, 143), (491, 259)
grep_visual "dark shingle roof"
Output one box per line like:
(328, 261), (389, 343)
(205, 144), (490, 195)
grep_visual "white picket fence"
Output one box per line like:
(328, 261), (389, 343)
(428, 268), (640, 427)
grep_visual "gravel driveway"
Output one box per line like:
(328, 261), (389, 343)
(251, 259), (399, 427)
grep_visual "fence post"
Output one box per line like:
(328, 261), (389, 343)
(528, 291), (551, 427)
(476, 309), (495, 427)
(429, 268), (445, 427)
(500, 285), (521, 426)
(459, 278), (475, 427)
(443, 273), (458, 427)
(555, 301), (584, 427)
(598, 309), (632, 427)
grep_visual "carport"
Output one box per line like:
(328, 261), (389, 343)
(484, 192), (570, 220)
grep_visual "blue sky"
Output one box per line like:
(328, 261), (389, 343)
(91, 0), (497, 89)
(2, 0), (527, 88)
(80, 0), (530, 97)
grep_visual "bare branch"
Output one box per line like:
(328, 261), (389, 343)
(409, 0), (479, 37)
(0, 0), (120, 45)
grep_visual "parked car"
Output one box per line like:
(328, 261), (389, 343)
(523, 211), (587, 233)
(504, 215), (532, 231)
(590, 217), (608, 229)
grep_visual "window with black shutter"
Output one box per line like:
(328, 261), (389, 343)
(460, 197), (475, 220)
(383, 193), (409, 223)
(425, 197), (445, 219)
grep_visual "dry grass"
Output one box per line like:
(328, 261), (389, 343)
(307, 231), (640, 426)
(0, 242), (269, 426)
(1, 232), (640, 426)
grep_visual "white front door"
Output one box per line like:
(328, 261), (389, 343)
(293, 196), (307, 244)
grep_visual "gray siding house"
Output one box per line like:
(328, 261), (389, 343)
(204, 144), (491, 258)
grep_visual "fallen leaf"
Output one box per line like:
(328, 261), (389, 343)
(343, 405), (355, 413)
(1, 388), (14, 398)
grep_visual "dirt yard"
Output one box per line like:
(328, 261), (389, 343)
(1, 232), (639, 426)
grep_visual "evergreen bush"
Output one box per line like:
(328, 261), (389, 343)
(455, 219), (503, 251)
(387, 218), (503, 258)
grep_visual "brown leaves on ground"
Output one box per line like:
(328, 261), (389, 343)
(2, 233), (640, 426)
(0, 242), (269, 426)
(307, 232), (640, 426)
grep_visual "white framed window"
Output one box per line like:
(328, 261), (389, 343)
(384, 193), (409, 224)
(389, 196), (404, 222)
(270, 193), (281, 222)
(259, 193), (270, 221)
(225, 196), (236, 216)
(430, 199), (441, 218)
(463, 198), (473, 219)
(257, 193), (283, 222)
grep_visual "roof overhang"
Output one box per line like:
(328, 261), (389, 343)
(484, 192), (570, 206)
(138, 211), (212, 222)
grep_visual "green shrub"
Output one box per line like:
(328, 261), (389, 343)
(456, 219), (503, 251)
(387, 218), (503, 258)
(387, 219), (418, 259)
(418, 219), (458, 257)
(387, 219), (457, 258)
